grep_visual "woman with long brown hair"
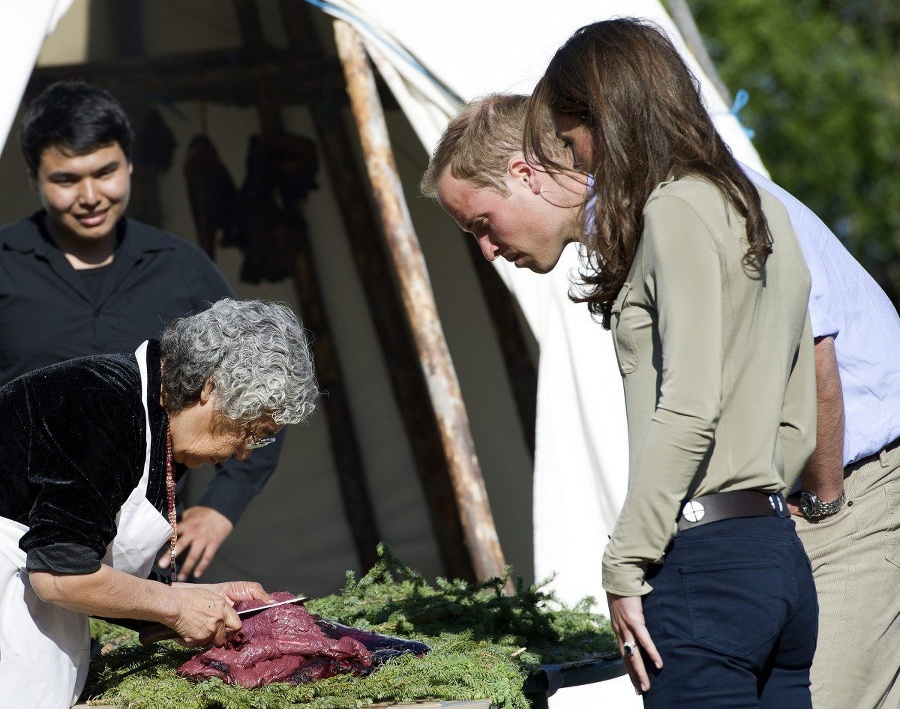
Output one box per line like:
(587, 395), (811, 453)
(525, 18), (818, 706)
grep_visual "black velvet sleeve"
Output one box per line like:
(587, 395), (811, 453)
(0, 354), (146, 575)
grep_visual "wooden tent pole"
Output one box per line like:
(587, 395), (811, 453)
(110, 0), (161, 228)
(667, 0), (732, 106)
(333, 20), (508, 582)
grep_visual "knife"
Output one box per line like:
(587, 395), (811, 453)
(138, 595), (309, 645)
(237, 595), (310, 618)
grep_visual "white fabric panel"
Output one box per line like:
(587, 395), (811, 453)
(0, 0), (74, 152)
(318, 0), (766, 182)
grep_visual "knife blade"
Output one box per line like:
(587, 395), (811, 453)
(139, 594), (309, 645)
(238, 595), (309, 617)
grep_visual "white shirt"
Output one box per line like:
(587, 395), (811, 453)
(744, 165), (900, 465)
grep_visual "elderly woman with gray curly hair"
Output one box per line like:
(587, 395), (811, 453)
(0, 298), (318, 706)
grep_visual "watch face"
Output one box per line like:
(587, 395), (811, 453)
(800, 492), (817, 517)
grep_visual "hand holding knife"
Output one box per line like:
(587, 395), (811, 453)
(139, 594), (309, 645)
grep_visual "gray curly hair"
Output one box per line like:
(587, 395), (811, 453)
(160, 299), (318, 425)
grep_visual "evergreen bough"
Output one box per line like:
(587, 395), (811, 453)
(84, 545), (617, 708)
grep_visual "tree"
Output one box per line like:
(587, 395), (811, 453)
(682, 0), (900, 303)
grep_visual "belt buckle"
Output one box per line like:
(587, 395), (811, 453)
(681, 499), (706, 524)
(768, 493), (782, 513)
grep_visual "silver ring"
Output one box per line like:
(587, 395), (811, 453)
(623, 640), (637, 656)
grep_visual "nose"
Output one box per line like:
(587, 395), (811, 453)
(78, 179), (100, 208)
(475, 233), (500, 262)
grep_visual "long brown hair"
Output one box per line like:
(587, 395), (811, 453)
(525, 18), (771, 328)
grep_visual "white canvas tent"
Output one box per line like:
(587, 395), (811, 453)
(0, 1), (766, 705)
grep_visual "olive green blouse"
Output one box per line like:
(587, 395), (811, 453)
(601, 173), (817, 597)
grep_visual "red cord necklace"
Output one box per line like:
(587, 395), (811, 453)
(165, 427), (178, 584)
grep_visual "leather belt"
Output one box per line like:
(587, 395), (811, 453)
(677, 490), (789, 531)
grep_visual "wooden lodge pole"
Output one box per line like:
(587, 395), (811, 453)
(667, 0), (732, 106)
(333, 20), (508, 582)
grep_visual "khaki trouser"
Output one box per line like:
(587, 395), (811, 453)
(794, 442), (900, 709)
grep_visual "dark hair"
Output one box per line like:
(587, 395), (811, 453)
(525, 18), (772, 328)
(20, 81), (134, 176)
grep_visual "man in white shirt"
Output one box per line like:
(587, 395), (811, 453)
(743, 165), (900, 709)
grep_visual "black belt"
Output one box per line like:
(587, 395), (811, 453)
(677, 490), (789, 531)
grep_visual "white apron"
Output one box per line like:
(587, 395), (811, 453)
(0, 342), (174, 708)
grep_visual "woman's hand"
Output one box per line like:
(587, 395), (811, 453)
(204, 580), (273, 606)
(607, 592), (663, 695)
(167, 581), (271, 648)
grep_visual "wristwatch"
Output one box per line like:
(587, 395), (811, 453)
(799, 489), (846, 520)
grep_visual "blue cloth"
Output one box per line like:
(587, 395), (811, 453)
(641, 516), (817, 707)
(743, 166), (900, 466)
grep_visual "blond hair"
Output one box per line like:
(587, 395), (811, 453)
(421, 93), (570, 198)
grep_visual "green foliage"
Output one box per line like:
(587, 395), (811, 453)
(307, 545), (616, 667)
(682, 0), (900, 301)
(85, 635), (528, 709)
(84, 546), (616, 708)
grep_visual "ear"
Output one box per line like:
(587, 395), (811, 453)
(128, 161), (134, 176)
(507, 154), (543, 195)
(199, 379), (214, 405)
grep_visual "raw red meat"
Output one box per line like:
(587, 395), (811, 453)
(177, 592), (428, 688)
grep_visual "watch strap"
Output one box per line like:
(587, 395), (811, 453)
(802, 488), (846, 519)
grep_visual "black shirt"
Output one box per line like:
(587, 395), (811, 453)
(77, 261), (116, 304)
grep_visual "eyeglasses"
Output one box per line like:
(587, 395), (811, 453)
(245, 429), (277, 450)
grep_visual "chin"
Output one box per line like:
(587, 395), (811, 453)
(177, 455), (204, 469)
(531, 251), (568, 274)
(526, 261), (554, 275)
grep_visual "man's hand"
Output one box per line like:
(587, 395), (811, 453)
(158, 505), (234, 581)
(607, 592), (663, 695)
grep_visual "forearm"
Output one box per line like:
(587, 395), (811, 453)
(30, 566), (272, 647)
(778, 317), (818, 488)
(603, 409), (716, 596)
(801, 336), (845, 500)
(29, 565), (179, 626)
